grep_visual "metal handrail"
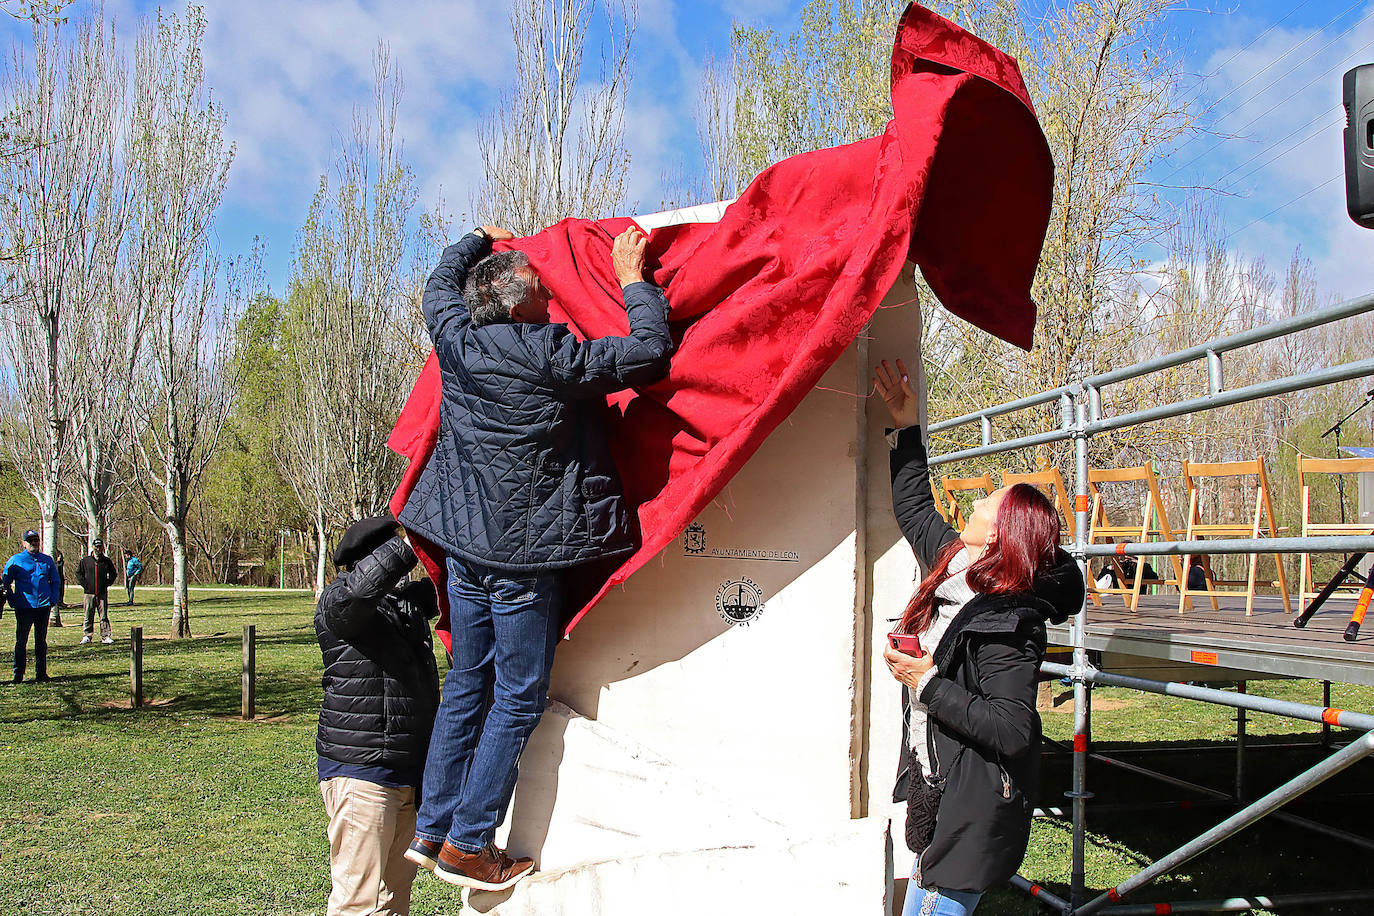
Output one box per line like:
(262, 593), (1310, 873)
(930, 385), (1074, 436)
(926, 289), (1374, 465)
(928, 353), (1374, 466)
(1079, 535), (1374, 557)
(1082, 291), (1374, 391)
(1085, 356), (1374, 438)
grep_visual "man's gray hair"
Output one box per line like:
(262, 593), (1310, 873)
(466, 250), (532, 327)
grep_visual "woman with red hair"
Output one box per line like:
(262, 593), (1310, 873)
(874, 360), (1084, 916)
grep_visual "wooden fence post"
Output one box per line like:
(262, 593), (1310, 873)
(242, 624), (255, 720)
(130, 626), (143, 709)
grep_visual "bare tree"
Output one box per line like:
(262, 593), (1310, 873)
(67, 249), (144, 550)
(2, 1), (70, 25)
(124, 6), (237, 637)
(694, 52), (742, 203)
(726, 0), (897, 184)
(281, 46), (419, 594)
(474, 0), (637, 234)
(66, 60), (136, 552)
(0, 14), (124, 624)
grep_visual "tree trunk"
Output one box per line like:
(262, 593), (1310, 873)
(169, 526), (190, 638)
(41, 480), (61, 626)
(314, 506), (327, 598)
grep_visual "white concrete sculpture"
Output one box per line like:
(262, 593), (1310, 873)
(465, 210), (927, 915)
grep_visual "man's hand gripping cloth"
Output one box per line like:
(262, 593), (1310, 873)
(389, 3), (1054, 651)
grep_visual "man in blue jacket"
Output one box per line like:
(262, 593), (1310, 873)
(3, 530), (61, 683)
(399, 224), (672, 891)
(124, 552), (143, 606)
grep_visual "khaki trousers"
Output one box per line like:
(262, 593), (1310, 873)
(83, 593), (110, 640)
(320, 777), (418, 916)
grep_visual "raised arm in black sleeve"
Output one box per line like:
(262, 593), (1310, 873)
(422, 232), (494, 346)
(315, 537), (419, 641)
(890, 426), (960, 569)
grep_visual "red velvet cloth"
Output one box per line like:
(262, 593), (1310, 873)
(388, 3), (1052, 651)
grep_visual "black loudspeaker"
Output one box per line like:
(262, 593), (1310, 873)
(1345, 63), (1374, 229)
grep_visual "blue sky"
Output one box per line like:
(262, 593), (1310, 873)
(1159, 0), (1374, 302)
(3, 0), (1372, 303)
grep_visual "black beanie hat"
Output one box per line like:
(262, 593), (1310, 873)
(333, 516), (401, 568)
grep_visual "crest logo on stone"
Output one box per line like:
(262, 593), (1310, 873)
(716, 577), (765, 626)
(683, 522), (707, 555)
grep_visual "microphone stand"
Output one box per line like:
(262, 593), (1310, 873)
(1320, 388), (1374, 525)
(1297, 390), (1374, 631)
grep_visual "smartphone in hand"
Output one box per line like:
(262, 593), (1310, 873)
(888, 632), (924, 658)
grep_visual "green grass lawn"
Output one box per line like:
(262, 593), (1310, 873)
(0, 589), (464, 916)
(3, 590), (1374, 914)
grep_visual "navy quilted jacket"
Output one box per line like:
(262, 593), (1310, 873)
(398, 232), (673, 571)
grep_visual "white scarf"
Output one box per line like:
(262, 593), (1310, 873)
(908, 547), (977, 771)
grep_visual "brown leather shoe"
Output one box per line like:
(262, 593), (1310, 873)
(404, 836), (443, 872)
(433, 841), (534, 891)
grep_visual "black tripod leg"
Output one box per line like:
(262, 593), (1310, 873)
(1294, 553), (1366, 628)
(1344, 564), (1374, 642)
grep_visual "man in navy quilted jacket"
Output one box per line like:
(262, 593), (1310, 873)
(400, 224), (672, 891)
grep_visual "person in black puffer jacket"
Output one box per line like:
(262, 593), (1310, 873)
(316, 515), (439, 916)
(874, 360), (1083, 916)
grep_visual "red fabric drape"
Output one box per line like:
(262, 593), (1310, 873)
(388, 3), (1053, 651)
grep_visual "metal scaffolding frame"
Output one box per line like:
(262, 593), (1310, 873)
(924, 291), (1374, 914)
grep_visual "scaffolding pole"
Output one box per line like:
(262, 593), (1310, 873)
(1097, 889), (1374, 914)
(1070, 397), (1092, 909)
(1010, 874), (1072, 913)
(1042, 733), (1374, 854)
(1075, 730), (1374, 915)
(1039, 663), (1374, 732)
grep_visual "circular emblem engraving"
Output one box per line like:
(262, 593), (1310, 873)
(716, 577), (765, 626)
(683, 522), (707, 555)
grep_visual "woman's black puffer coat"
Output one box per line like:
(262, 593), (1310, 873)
(315, 536), (441, 773)
(888, 426), (1083, 893)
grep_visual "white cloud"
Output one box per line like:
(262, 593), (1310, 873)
(8, 0), (729, 283)
(195, 0), (509, 221)
(712, 0), (791, 23)
(1310, 214), (1374, 302)
(623, 95), (682, 211)
(188, 0), (717, 266)
(1175, 2), (1374, 301)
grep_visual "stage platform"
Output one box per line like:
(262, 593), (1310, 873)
(1047, 592), (1374, 688)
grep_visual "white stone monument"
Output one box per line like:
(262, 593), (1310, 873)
(466, 212), (928, 915)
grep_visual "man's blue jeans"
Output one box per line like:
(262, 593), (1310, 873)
(416, 557), (563, 852)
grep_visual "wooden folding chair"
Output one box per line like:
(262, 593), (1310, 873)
(939, 474), (995, 530)
(1177, 458), (1292, 616)
(1002, 469), (1076, 540)
(1086, 465), (1184, 611)
(1296, 455), (1374, 607)
(931, 480), (952, 523)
